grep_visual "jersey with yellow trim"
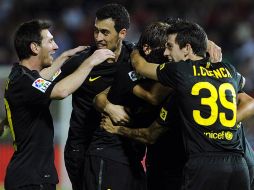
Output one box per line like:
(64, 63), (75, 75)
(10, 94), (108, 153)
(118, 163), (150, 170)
(156, 58), (245, 154)
(4, 64), (58, 189)
(54, 42), (134, 149)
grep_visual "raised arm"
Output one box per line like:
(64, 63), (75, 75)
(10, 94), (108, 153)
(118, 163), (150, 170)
(94, 88), (130, 124)
(50, 49), (115, 99)
(40, 46), (86, 80)
(100, 116), (168, 144)
(131, 49), (159, 80)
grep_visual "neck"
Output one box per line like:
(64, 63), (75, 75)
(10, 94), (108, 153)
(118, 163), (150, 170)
(188, 54), (203, 61)
(114, 40), (123, 62)
(20, 57), (43, 71)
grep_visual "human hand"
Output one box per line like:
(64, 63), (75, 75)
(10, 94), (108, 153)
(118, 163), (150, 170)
(104, 102), (130, 124)
(54, 46), (88, 64)
(207, 40), (222, 63)
(100, 116), (120, 134)
(88, 49), (115, 66)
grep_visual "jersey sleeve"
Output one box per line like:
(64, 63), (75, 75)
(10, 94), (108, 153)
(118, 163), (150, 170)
(107, 61), (138, 104)
(54, 49), (92, 82)
(156, 62), (179, 89)
(20, 75), (56, 105)
(156, 94), (177, 128)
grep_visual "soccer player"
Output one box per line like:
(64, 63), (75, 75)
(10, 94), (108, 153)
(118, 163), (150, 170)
(4, 19), (114, 190)
(52, 4), (133, 190)
(101, 20), (251, 189)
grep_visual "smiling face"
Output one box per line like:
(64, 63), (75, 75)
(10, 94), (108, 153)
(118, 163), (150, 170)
(38, 29), (58, 68)
(94, 18), (121, 51)
(164, 33), (186, 62)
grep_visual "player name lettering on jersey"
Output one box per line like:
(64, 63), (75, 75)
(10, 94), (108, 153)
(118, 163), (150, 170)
(192, 65), (232, 79)
(204, 131), (233, 141)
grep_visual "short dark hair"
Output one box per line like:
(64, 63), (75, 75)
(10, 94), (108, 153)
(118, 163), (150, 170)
(164, 17), (184, 26)
(137, 22), (169, 50)
(14, 19), (52, 60)
(96, 3), (130, 33)
(167, 20), (207, 57)
(137, 21), (169, 64)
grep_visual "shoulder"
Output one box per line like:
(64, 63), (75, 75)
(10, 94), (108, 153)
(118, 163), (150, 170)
(64, 45), (96, 65)
(122, 41), (135, 53)
(8, 64), (38, 85)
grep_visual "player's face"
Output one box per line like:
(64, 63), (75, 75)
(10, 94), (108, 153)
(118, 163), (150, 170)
(164, 33), (186, 62)
(38, 29), (58, 68)
(94, 18), (121, 51)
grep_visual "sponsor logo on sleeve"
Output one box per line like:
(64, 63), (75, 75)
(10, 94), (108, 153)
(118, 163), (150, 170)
(160, 107), (168, 121)
(128, 71), (138, 81)
(32, 78), (52, 93)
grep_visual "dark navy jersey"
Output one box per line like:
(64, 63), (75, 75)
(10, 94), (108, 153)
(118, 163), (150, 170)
(55, 42), (134, 148)
(87, 57), (160, 164)
(157, 59), (245, 154)
(147, 94), (186, 172)
(4, 64), (58, 189)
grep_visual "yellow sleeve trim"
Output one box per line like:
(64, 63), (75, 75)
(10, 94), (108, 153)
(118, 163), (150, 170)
(4, 98), (17, 151)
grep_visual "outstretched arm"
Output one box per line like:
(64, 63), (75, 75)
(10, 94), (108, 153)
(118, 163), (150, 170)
(51, 49), (115, 99)
(131, 49), (159, 80)
(40, 46), (87, 80)
(100, 116), (167, 144)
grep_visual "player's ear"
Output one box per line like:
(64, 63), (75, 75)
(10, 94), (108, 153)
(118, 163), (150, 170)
(30, 42), (40, 55)
(119, 28), (127, 40)
(142, 44), (152, 55)
(183, 43), (192, 57)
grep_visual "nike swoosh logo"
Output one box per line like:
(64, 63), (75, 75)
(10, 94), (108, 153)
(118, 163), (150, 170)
(89, 76), (101, 82)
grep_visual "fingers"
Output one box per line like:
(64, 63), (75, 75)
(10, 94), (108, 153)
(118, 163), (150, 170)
(90, 49), (116, 66)
(207, 40), (222, 63)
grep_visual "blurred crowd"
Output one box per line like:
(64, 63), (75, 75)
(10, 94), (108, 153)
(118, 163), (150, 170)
(0, 0), (254, 137)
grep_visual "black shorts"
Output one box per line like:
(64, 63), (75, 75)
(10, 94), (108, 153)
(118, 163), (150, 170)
(64, 144), (86, 190)
(146, 165), (183, 190)
(83, 155), (147, 190)
(7, 184), (56, 190)
(182, 153), (250, 190)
